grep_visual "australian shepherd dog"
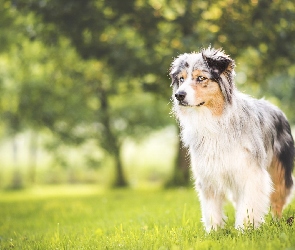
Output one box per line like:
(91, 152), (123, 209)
(169, 47), (294, 232)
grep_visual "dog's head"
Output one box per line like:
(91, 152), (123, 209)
(169, 47), (235, 116)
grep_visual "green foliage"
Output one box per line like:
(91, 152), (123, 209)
(0, 0), (176, 186)
(0, 187), (295, 249)
(15, 1), (294, 87)
(13, 0), (295, 114)
(1, 0), (295, 186)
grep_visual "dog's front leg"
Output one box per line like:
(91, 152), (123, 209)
(234, 168), (272, 230)
(198, 188), (226, 232)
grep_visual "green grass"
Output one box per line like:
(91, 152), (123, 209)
(0, 186), (295, 249)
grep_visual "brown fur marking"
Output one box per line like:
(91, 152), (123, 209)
(178, 70), (187, 83)
(269, 157), (292, 217)
(191, 70), (225, 116)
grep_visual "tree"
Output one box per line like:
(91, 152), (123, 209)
(13, 0), (295, 187)
(1, 1), (174, 187)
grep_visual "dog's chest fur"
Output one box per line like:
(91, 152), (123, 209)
(176, 102), (271, 193)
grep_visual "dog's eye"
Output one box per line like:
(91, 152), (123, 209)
(197, 76), (207, 82)
(179, 77), (184, 83)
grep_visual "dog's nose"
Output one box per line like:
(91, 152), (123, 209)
(175, 91), (186, 101)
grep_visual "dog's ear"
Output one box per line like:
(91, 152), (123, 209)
(169, 54), (187, 87)
(169, 63), (179, 87)
(202, 48), (235, 104)
(202, 54), (233, 80)
(169, 72), (179, 87)
(169, 59), (177, 87)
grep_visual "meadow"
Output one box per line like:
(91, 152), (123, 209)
(0, 185), (295, 250)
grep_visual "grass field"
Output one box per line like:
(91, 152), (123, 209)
(0, 185), (295, 249)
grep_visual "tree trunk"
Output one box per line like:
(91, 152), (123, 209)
(10, 136), (23, 189)
(29, 131), (38, 184)
(173, 140), (190, 186)
(98, 88), (127, 187)
(113, 148), (126, 187)
(167, 130), (190, 187)
(12, 136), (18, 169)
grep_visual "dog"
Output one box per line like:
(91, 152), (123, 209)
(169, 47), (294, 232)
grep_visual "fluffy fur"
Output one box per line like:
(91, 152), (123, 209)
(169, 47), (295, 232)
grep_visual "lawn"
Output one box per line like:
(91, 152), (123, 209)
(0, 185), (294, 249)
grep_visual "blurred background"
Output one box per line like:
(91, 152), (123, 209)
(0, 0), (295, 190)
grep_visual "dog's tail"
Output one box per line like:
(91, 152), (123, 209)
(269, 112), (295, 217)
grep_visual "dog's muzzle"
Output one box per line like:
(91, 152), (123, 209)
(175, 91), (205, 107)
